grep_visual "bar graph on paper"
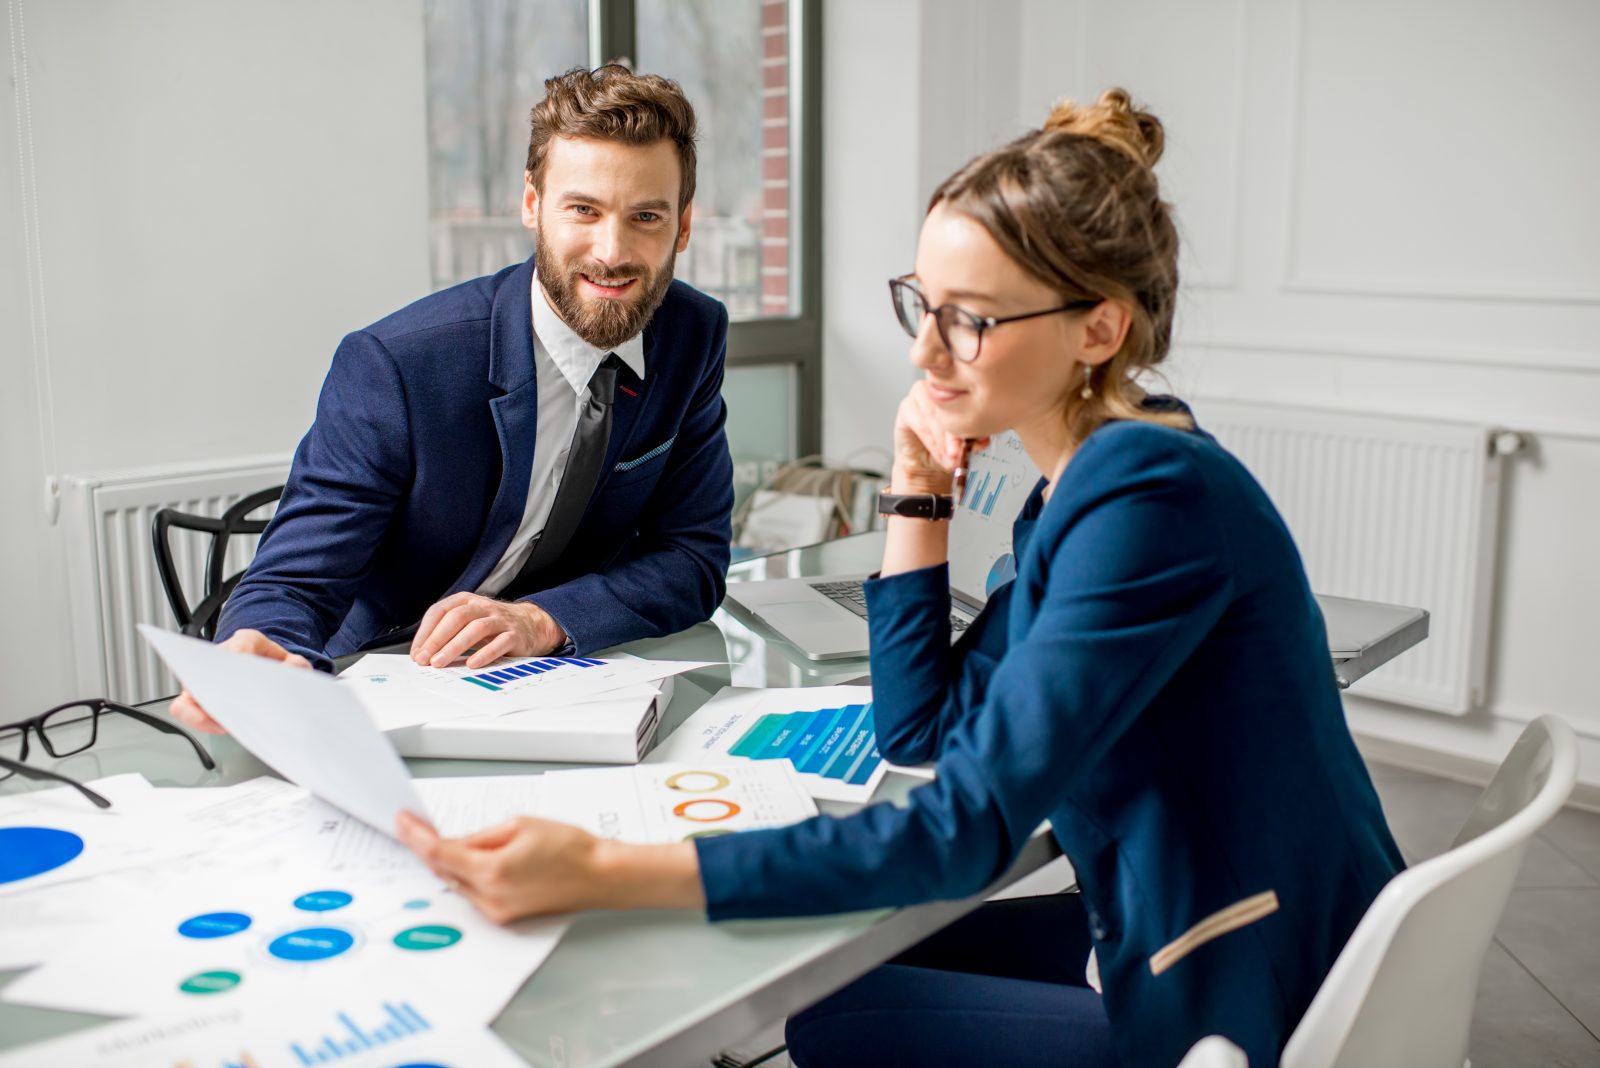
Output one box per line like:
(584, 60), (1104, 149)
(960, 471), (1007, 517)
(949, 432), (1039, 603)
(728, 703), (884, 789)
(288, 1000), (430, 1065)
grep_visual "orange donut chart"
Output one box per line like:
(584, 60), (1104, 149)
(664, 770), (731, 793)
(673, 798), (742, 822)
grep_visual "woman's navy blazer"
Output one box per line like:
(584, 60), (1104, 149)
(217, 257), (734, 667)
(697, 414), (1404, 1068)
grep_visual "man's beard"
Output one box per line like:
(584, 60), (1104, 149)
(535, 235), (676, 352)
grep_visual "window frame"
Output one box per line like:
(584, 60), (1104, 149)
(591, 0), (822, 457)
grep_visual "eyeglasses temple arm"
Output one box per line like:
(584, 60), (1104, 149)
(106, 704), (217, 771)
(0, 755), (112, 809)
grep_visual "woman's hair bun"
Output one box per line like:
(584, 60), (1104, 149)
(1043, 87), (1164, 168)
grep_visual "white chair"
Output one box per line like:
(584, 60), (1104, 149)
(1177, 1036), (1250, 1067)
(1178, 714), (1578, 1068)
(1284, 714), (1578, 1068)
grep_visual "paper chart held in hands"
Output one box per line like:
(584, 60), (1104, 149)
(139, 625), (425, 837)
(647, 685), (892, 803)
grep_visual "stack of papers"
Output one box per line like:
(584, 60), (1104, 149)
(0, 631), (816, 1065)
(340, 651), (715, 763)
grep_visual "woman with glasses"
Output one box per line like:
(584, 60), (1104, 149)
(398, 89), (1403, 1068)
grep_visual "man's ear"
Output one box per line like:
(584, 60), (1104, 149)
(521, 172), (540, 232)
(675, 200), (693, 253)
(1080, 299), (1133, 367)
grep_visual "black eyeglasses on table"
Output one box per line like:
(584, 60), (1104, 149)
(0, 698), (216, 809)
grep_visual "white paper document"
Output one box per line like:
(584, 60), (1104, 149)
(647, 685), (891, 803)
(140, 625), (426, 836)
(2, 838), (566, 1024)
(0, 774), (189, 898)
(0, 989), (530, 1067)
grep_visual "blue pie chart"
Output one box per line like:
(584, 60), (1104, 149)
(0, 827), (85, 884)
(985, 553), (1017, 597)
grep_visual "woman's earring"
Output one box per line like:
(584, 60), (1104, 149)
(1080, 363), (1094, 400)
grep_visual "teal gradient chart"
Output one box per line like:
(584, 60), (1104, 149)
(728, 703), (882, 787)
(0, 827), (84, 884)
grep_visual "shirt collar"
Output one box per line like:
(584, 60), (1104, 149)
(530, 272), (647, 391)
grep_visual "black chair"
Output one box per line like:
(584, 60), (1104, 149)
(152, 485), (284, 639)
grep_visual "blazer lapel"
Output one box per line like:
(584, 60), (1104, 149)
(451, 257), (539, 594)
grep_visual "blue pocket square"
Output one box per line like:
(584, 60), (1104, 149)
(614, 436), (676, 473)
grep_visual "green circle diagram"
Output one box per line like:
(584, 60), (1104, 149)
(393, 925), (462, 951)
(179, 970), (242, 995)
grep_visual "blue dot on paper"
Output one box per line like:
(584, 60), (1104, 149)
(0, 827), (84, 884)
(293, 890), (353, 912)
(178, 912), (253, 939)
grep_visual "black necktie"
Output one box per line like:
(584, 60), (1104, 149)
(504, 353), (621, 598)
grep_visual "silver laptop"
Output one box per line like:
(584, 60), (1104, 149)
(726, 435), (1041, 660)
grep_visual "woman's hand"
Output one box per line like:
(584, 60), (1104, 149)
(395, 811), (706, 923)
(893, 381), (990, 494)
(169, 629), (311, 735)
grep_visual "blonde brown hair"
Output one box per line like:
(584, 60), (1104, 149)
(929, 87), (1190, 444)
(526, 65), (699, 212)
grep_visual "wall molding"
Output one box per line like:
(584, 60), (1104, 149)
(1185, 382), (1600, 446)
(1181, 329), (1600, 377)
(1352, 731), (1600, 814)
(1278, 0), (1600, 307)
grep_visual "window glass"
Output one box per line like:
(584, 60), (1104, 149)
(636, 0), (797, 319)
(423, 0), (588, 290)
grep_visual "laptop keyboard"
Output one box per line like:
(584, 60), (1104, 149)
(811, 580), (971, 632)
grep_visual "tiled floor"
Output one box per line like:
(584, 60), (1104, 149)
(1367, 760), (1600, 1068)
(720, 760), (1600, 1067)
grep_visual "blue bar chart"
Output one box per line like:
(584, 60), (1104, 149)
(461, 656), (605, 692)
(960, 471), (1007, 517)
(288, 1000), (431, 1065)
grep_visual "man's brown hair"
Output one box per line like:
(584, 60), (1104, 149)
(526, 65), (699, 212)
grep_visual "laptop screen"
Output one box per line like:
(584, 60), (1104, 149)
(947, 432), (1042, 607)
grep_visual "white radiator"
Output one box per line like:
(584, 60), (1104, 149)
(61, 456), (291, 705)
(1193, 399), (1512, 715)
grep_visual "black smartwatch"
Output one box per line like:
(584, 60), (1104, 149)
(877, 491), (955, 521)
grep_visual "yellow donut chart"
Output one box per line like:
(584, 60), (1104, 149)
(665, 770), (731, 793)
(673, 798), (742, 822)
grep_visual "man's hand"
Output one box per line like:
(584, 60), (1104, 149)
(169, 629), (312, 735)
(409, 593), (567, 669)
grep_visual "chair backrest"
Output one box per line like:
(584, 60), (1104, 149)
(1280, 715), (1578, 1068)
(151, 485), (283, 639)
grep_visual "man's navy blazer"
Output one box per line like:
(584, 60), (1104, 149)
(217, 258), (734, 668)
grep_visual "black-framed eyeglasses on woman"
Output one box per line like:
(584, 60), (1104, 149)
(889, 274), (1101, 364)
(0, 699), (216, 809)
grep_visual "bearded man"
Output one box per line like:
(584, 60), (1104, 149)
(175, 67), (733, 730)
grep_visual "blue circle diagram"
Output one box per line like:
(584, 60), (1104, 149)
(267, 927), (356, 962)
(0, 827), (85, 885)
(293, 890), (354, 912)
(178, 912), (253, 939)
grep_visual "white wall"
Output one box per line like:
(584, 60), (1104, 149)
(2, 0), (430, 710)
(1018, 0), (1600, 787)
(824, 0), (1600, 786)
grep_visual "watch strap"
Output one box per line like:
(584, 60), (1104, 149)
(877, 491), (955, 521)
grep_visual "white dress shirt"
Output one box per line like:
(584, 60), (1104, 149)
(476, 274), (646, 597)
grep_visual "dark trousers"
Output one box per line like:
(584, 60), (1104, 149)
(785, 894), (1120, 1067)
